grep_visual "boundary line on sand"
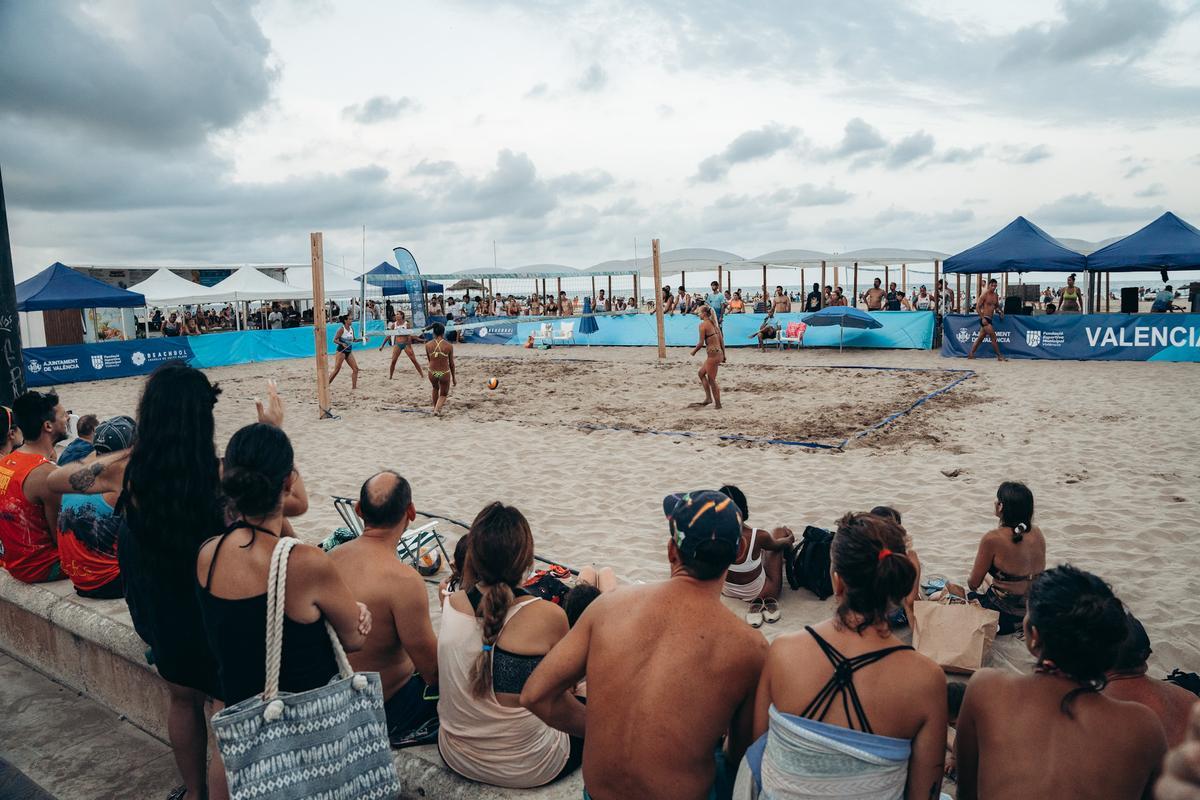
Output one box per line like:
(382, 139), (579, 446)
(381, 363), (978, 451)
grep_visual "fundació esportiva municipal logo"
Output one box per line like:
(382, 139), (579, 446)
(132, 351), (146, 366)
(91, 355), (105, 370)
(1026, 330), (1042, 347)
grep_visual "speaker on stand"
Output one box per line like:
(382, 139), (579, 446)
(1120, 287), (1139, 314)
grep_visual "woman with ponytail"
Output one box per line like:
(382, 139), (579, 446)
(743, 512), (948, 800)
(195, 423), (368, 706)
(436, 502), (577, 788)
(955, 565), (1167, 799)
(967, 481), (1046, 635)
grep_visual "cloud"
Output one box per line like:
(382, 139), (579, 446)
(886, 131), (935, 168)
(932, 146), (985, 164)
(1000, 144), (1052, 164)
(1002, 0), (1177, 66)
(576, 62), (608, 92)
(828, 118), (888, 159)
(549, 169), (615, 195)
(525, 82), (549, 98)
(1120, 156), (1152, 179)
(0, 1), (276, 149)
(783, 184), (854, 206)
(815, 119), (953, 170)
(410, 159), (458, 177)
(693, 123), (801, 182)
(1134, 183), (1166, 197)
(341, 95), (416, 124)
(1033, 192), (1162, 224)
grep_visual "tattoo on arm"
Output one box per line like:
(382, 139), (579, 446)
(68, 461), (105, 493)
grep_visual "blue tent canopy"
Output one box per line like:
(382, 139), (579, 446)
(17, 262), (146, 311)
(357, 262), (443, 296)
(1085, 212), (1200, 273)
(944, 217), (1087, 275)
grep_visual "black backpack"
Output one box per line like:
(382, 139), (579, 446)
(785, 525), (835, 600)
(1165, 669), (1200, 697)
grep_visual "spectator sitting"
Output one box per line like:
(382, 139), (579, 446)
(0, 406), (24, 458)
(328, 471), (441, 747)
(1151, 285), (1178, 313)
(749, 310), (779, 350)
(522, 490), (767, 800)
(0, 391), (69, 583)
(716, 484), (794, 615)
(58, 416), (136, 599)
(966, 481), (1046, 635)
(1103, 611), (1197, 747)
(58, 413), (98, 466)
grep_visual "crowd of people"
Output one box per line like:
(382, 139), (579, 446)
(0, 367), (1198, 800)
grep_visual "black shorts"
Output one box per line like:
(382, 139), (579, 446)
(385, 674), (439, 747)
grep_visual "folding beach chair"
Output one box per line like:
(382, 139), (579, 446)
(553, 321), (575, 345)
(531, 322), (554, 346)
(330, 496), (452, 571)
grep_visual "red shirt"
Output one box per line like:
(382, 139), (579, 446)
(0, 451), (59, 582)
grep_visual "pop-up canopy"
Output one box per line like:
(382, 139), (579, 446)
(17, 262), (146, 310)
(212, 267), (311, 302)
(128, 269), (230, 306)
(1085, 212), (1200, 273)
(944, 217), (1087, 275)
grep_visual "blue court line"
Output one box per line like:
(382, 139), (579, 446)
(836, 368), (977, 449)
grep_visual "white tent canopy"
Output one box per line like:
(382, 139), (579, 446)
(284, 266), (367, 299)
(128, 269), (233, 306)
(212, 267), (310, 302)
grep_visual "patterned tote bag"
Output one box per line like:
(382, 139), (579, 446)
(211, 537), (401, 799)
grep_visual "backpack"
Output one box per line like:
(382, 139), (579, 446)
(1165, 669), (1200, 697)
(785, 525), (835, 599)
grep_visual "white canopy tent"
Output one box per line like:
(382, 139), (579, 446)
(128, 269), (233, 305)
(284, 266), (369, 299)
(212, 267), (311, 330)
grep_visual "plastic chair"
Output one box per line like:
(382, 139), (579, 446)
(778, 321), (806, 350)
(553, 321), (575, 345)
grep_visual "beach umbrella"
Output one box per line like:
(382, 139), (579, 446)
(448, 278), (485, 292)
(578, 296), (599, 347)
(802, 306), (883, 352)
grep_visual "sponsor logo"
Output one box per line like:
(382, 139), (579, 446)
(1026, 330), (1041, 347)
(132, 351), (146, 366)
(478, 327), (489, 337)
(27, 359), (41, 373)
(1086, 325), (1200, 349)
(91, 355), (105, 370)
(1040, 331), (1065, 347)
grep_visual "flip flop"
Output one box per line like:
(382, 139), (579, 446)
(762, 598), (782, 624)
(746, 599), (765, 628)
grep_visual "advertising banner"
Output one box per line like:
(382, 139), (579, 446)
(23, 337), (195, 387)
(942, 313), (1200, 361)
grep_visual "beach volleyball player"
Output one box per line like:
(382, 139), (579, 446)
(328, 315), (361, 388)
(968, 278), (1006, 361)
(424, 322), (456, 415)
(690, 305), (725, 409)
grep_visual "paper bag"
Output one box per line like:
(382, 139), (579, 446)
(912, 597), (1000, 674)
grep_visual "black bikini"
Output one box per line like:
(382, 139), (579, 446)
(801, 626), (913, 734)
(466, 585), (545, 695)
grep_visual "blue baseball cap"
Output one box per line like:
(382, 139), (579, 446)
(663, 490), (742, 561)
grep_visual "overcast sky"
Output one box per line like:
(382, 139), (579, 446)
(2, 0), (1199, 278)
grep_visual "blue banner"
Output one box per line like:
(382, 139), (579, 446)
(507, 311), (934, 349)
(942, 313), (1200, 361)
(23, 338), (196, 387)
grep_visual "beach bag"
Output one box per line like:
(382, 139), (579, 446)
(211, 537), (400, 800)
(522, 564), (573, 606)
(785, 526), (834, 600)
(912, 596), (1000, 675)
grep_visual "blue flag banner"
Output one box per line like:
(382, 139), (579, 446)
(393, 247), (427, 329)
(23, 338), (196, 387)
(942, 313), (1200, 361)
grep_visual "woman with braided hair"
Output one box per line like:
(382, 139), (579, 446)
(954, 565), (1167, 799)
(436, 502), (579, 788)
(967, 481), (1046, 635)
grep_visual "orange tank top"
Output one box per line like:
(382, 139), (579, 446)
(0, 451), (58, 583)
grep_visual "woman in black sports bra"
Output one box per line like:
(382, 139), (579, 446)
(750, 512), (949, 799)
(967, 481), (1046, 635)
(195, 423), (369, 706)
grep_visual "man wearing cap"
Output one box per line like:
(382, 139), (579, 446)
(56, 416), (136, 599)
(521, 490), (768, 800)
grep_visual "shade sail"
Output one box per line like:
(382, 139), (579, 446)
(128, 269), (229, 305)
(943, 217), (1087, 274)
(17, 262), (146, 311)
(211, 267), (310, 302)
(284, 266), (365, 298)
(1085, 212), (1200, 272)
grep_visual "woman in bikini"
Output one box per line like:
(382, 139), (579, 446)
(328, 315), (360, 389)
(1060, 274), (1082, 313)
(424, 322), (455, 415)
(381, 310), (423, 380)
(718, 485), (794, 624)
(690, 305), (724, 409)
(966, 481), (1046, 635)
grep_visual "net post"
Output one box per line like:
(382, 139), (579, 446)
(652, 239), (666, 361)
(311, 233), (332, 419)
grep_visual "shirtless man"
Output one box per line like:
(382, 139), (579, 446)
(424, 322), (456, 414)
(522, 490), (768, 800)
(967, 278), (1005, 360)
(865, 277), (886, 311)
(771, 286), (791, 314)
(329, 471), (440, 745)
(558, 291), (574, 317)
(1104, 612), (1197, 748)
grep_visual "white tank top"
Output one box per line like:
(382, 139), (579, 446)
(726, 529), (765, 574)
(437, 597), (569, 788)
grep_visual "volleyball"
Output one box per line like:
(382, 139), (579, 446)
(487, 377), (500, 390)
(416, 547), (443, 577)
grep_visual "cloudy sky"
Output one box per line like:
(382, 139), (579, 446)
(2, 0), (1199, 278)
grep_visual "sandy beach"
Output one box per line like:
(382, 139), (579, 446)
(49, 343), (1200, 676)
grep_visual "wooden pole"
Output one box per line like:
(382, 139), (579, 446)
(717, 265), (723, 291)
(956, 274), (962, 312)
(933, 259), (940, 306)
(761, 264), (767, 309)
(652, 239), (666, 360)
(556, 277), (561, 300)
(591, 275), (596, 305)
(310, 233), (331, 419)
(821, 260), (827, 295)
(853, 262), (859, 307)
(885, 264), (890, 290)
(801, 268), (805, 295)
(726, 270), (731, 293)
(680, 270), (686, 293)
(902, 264), (907, 294)
(1105, 272), (1111, 313)
(833, 265), (839, 293)
(607, 274), (612, 307)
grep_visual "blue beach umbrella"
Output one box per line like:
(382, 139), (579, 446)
(802, 306), (883, 351)
(578, 296), (599, 346)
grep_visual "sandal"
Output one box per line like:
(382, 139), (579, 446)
(746, 599), (765, 628)
(166, 788), (188, 800)
(762, 598), (782, 624)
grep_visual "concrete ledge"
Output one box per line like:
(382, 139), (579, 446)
(0, 572), (583, 799)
